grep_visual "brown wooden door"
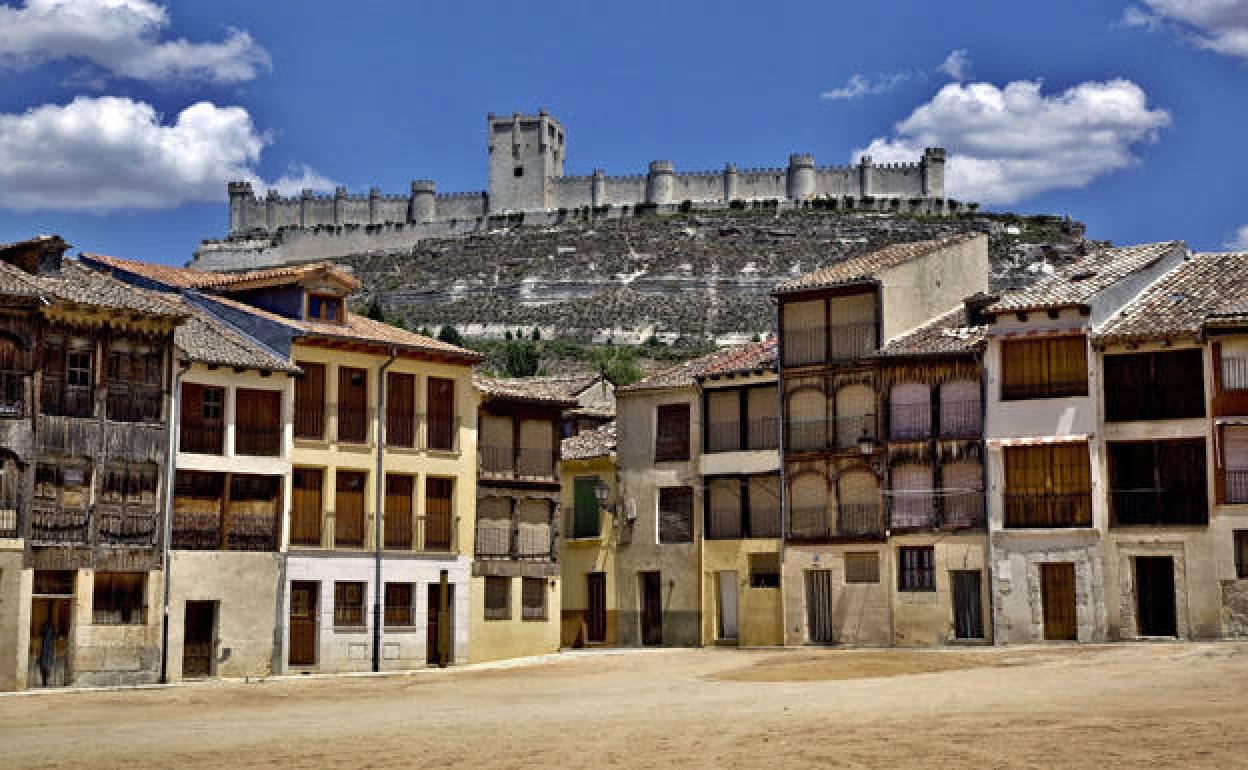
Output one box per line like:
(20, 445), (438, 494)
(384, 474), (413, 550)
(427, 377), (455, 451)
(288, 582), (318, 666)
(386, 372), (415, 448)
(805, 569), (835, 644)
(640, 571), (662, 646)
(1041, 563), (1077, 641)
(424, 477), (453, 551)
(334, 471), (366, 548)
(337, 368), (368, 443)
(952, 570), (984, 640)
(427, 583), (454, 665)
(235, 389), (281, 456)
(182, 601), (216, 678)
(1135, 556), (1177, 637)
(587, 572), (607, 643)
(290, 468), (323, 547)
(294, 362), (325, 439)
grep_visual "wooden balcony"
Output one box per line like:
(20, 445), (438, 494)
(1004, 492), (1092, 528)
(475, 521), (556, 561)
(0, 496), (20, 538)
(0, 370), (26, 418)
(786, 503), (885, 541)
(30, 501), (90, 545)
(889, 491), (984, 530)
(1111, 488), (1208, 527)
(96, 504), (160, 547)
(782, 323), (877, 368)
(479, 445), (557, 480)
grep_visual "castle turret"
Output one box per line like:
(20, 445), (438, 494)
(409, 180), (437, 223)
(858, 155), (875, 198)
(787, 154), (815, 200)
(265, 187), (279, 231)
(487, 110), (565, 213)
(646, 160), (674, 205)
(299, 188), (313, 227)
(228, 181), (253, 235)
(723, 163), (738, 202)
(369, 187), (381, 225)
(921, 147), (946, 198)
(591, 169), (605, 208)
(333, 186), (347, 225)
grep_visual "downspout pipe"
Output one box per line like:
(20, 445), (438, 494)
(372, 347), (399, 673)
(160, 355), (192, 684)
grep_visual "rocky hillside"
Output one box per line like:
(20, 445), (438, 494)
(347, 208), (1096, 346)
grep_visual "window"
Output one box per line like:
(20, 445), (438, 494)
(427, 377), (456, 451)
(1003, 443), (1093, 528)
(572, 476), (601, 539)
(1236, 531), (1248, 579)
(484, 576), (511, 620)
(93, 572), (146, 624)
(290, 468), (323, 547)
(384, 474), (414, 550)
(658, 486), (694, 544)
(294, 362), (326, 440)
(1103, 350), (1204, 421)
(1109, 440), (1207, 526)
(424, 477), (454, 551)
(333, 581), (366, 627)
(749, 553), (780, 588)
(522, 577), (546, 620)
(334, 471), (367, 549)
(513, 166), (524, 177)
(844, 552), (880, 584)
(1227, 425), (1248, 504)
(385, 372), (416, 448)
(307, 294), (343, 322)
(898, 546), (935, 592)
(235, 388), (282, 456)
(180, 384), (225, 454)
(384, 583), (414, 627)
(654, 403), (690, 461)
(1222, 345), (1248, 391)
(336, 368), (368, 444)
(1001, 336), (1088, 400)
(67, 350), (92, 388)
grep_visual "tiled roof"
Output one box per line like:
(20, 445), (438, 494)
(82, 252), (228, 288)
(773, 234), (976, 294)
(987, 241), (1184, 315)
(0, 260), (45, 298)
(44, 260), (187, 317)
(474, 375), (581, 406)
(699, 337), (777, 378)
(876, 306), (987, 357)
(85, 253), (361, 291)
(1095, 251), (1248, 342)
(561, 420), (616, 461)
(175, 302), (298, 372)
(621, 339), (775, 392)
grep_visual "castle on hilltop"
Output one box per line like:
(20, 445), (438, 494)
(197, 110), (951, 270)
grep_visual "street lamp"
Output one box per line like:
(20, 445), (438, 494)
(857, 428), (876, 456)
(593, 477), (611, 508)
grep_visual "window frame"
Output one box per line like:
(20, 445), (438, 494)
(383, 582), (415, 628)
(657, 485), (694, 544)
(521, 577), (547, 621)
(1000, 335), (1089, 401)
(306, 293), (344, 323)
(333, 581), (366, 628)
(654, 403), (691, 462)
(898, 546), (936, 592)
(92, 572), (147, 625)
(484, 575), (511, 620)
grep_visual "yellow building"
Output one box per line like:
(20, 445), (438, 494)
(559, 422), (618, 647)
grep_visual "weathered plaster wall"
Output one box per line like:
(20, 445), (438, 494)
(879, 234), (989, 343)
(781, 545), (892, 646)
(559, 454), (619, 647)
(891, 535), (991, 645)
(701, 539), (783, 647)
(0, 549), (30, 690)
(468, 575), (561, 663)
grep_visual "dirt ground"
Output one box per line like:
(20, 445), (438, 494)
(2, 642), (1246, 769)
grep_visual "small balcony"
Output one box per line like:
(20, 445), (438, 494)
(939, 399), (982, 438)
(334, 402), (371, 444)
(1229, 470), (1248, 505)
(479, 445), (557, 479)
(889, 403), (931, 441)
(30, 501), (90, 545)
(176, 507), (281, 551)
(787, 415), (875, 453)
(786, 503), (885, 541)
(236, 423), (282, 457)
(334, 508), (366, 549)
(96, 504), (160, 547)
(783, 323), (876, 368)
(1004, 492), (1092, 528)
(105, 382), (162, 423)
(0, 370), (26, 417)
(889, 491), (985, 530)
(707, 417), (781, 453)
(293, 401), (325, 441)
(475, 522), (555, 561)
(1111, 489), (1208, 527)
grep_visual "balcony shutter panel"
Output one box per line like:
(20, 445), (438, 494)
(889, 383), (930, 440)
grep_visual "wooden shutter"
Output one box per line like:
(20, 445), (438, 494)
(236, 389), (281, 455)
(1047, 336), (1088, 396)
(573, 477), (600, 538)
(384, 474), (414, 549)
(655, 403), (690, 461)
(337, 368), (368, 444)
(290, 468), (322, 547)
(386, 372), (415, 448)
(1225, 426), (1248, 470)
(889, 383), (930, 440)
(427, 377), (455, 451)
(294, 362), (325, 439)
(424, 477), (453, 550)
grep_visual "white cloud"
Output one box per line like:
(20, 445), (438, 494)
(855, 79), (1170, 204)
(1226, 224), (1248, 250)
(1123, 1), (1248, 60)
(821, 72), (911, 100)
(265, 164), (337, 197)
(0, 96), (331, 211)
(0, 0), (270, 84)
(939, 49), (972, 81)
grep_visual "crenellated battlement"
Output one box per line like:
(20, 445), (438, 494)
(217, 110), (951, 263)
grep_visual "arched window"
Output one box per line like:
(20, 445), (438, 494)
(837, 470), (881, 536)
(940, 380), (981, 437)
(789, 472), (829, 538)
(787, 388), (826, 451)
(834, 384), (874, 449)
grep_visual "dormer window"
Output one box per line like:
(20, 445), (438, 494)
(307, 293), (343, 323)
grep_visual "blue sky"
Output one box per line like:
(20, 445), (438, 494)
(1, 0), (1247, 264)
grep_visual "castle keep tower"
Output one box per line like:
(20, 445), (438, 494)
(487, 110), (566, 213)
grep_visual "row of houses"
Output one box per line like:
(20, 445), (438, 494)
(561, 233), (1248, 649)
(3, 229), (1246, 690)
(0, 235), (615, 690)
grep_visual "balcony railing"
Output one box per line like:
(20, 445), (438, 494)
(0, 370), (25, 417)
(384, 507), (413, 550)
(96, 504), (160, 547)
(942, 490), (986, 529)
(30, 502), (89, 544)
(890, 403), (931, 441)
(787, 506), (831, 539)
(179, 416), (224, 455)
(288, 508), (322, 547)
(475, 522), (555, 561)
(171, 510), (280, 551)
(939, 399), (982, 438)
(334, 509), (366, 548)
(1111, 489), (1208, 527)
(787, 503), (884, 539)
(235, 424), (282, 456)
(749, 506), (782, 538)
(707, 507), (742, 539)
(171, 510), (222, 550)
(1004, 492), (1092, 528)
(0, 496), (20, 537)
(479, 445), (556, 478)
(783, 323), (876, 367)
(887, 491), (985, 530)
(787, 415), (875, 452)
(41, 377), (93, 418)
(294, 401), (325, 440)
(224, 512), (279, 551)
(1229, 470), (1248, 505)
(427, 417), (456, 452)
(386, 409), (416, 448)
(889, 494), (936, 529)
(749, 417), (779, 450)
(420, 512), (456, 552)
(105, 382), (162, 423)
(334, 402), (370, 444)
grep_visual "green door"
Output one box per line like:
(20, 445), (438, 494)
(573, 477), (600, 539)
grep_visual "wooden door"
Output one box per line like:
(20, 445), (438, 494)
(805, 569), (835, 644)
(334, 471), (366, 548)
(384, 474), (414, 550)
(952, 570), (984, 640)
(427, 583), (454, 665)
(294, 362), (325, 439)
(427, 377), (455, 451)
(386, 372), (415, 447)
(424, 477), (453, 551)
(1135, 556), (1177, 637)
(587, 572), (607, 643)
(28, 598), (71, 687)
(1041, 563), (1077, 641)
(718, 571), (739, 641)
(182, 601), (215, 678)
(337, 368), (368, 443)
(288, 582), (318, 666)
(640, 572), (662, 646)
(290, 468), (323, 547)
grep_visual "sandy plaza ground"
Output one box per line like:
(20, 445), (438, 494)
(1, 642), (1246, 769)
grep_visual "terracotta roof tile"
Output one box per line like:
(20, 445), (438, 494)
(84, 253), (361, 291)
(987, 241), (1185, 315)
(474, 375), (581, 406)
(174, 302), (298, 372)
(45, 260), (188, 317)
(621, 339), (775, 392)
(1095, 251), (1248, 342)
(561, 421), (616, 460)
(698, 337), (777, 378)
(773, 234), (977, 294)
(876, 306), (987, 357)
